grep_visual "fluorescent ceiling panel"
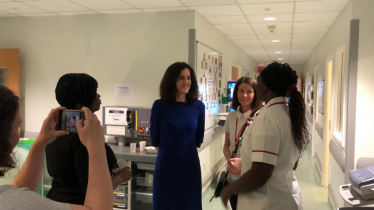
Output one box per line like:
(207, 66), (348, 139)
(190, 5), (241, 16)
(206, 16), (247, 24)
(246, 14), (293, 23)
(241, 2), (293, 15)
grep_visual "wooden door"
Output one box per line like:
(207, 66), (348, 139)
(0, 49), (20, 96)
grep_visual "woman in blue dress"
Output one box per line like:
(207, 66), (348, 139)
(151, 62), (205, 210)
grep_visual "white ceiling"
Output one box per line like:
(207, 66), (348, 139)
(0, 0), (349, 65)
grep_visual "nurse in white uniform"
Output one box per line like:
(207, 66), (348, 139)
(220, 62), (310, 210)
(223, 77), (262, 210)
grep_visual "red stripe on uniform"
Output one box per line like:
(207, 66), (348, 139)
(252, 150), (278, 156)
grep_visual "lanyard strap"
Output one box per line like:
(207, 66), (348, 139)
(234, 101), (288, 145)
(234, 110), (255, 146)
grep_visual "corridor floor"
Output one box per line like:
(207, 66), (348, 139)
(202, 148), (333, 210)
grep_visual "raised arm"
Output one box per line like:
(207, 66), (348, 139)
(12, 107), (69, 192)
(71, 107), (113, 210)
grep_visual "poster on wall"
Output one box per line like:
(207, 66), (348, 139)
(318, 80), (324, 115)
(196, 41), (223, 109)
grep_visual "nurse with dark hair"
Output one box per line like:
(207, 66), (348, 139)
(221, 62), (310, 210)
(46, 73), (131, 205)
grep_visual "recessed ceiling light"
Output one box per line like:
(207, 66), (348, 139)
(278, 58), (284, 61)
(272, 40), (280, 43)
(275, 51), (282, 54)
(264, 17), (276, 21)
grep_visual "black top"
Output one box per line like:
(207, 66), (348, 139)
(45, 133), (117, 205)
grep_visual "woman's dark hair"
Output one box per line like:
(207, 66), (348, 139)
(0, 86), (19, 177)
(232, 76), (262, 111)
(260, 62), (310, 154)
(55, 73), (98, 109)
(159, 62), (199, 104)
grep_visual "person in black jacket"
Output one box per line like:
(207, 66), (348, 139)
(46, 73), (131, 205)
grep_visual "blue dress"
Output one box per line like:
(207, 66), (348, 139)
(151, 99), (205, 210)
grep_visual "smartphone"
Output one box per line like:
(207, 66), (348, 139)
(57, 109), (86, 132)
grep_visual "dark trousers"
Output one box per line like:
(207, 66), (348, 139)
(229, 194), (238, 210)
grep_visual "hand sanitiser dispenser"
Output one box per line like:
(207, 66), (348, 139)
(349, 166), (374, 200)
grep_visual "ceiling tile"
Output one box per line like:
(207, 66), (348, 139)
(295, 12), (339, 21)
(142, 7), (188, 12)
(206, 16), (247, 24)
(296, 1), (347, 13)
(293, 28), (328, 34)
(292, 38), (320, 43)
(20, 12), (58, 17)
(262, 42), (291, 47)
(215, 23), (251, 30)
(228, 35), (258, 40)
(190, 5), (241, 16)
(254, 28), (292, 34)
(251, 22), (292, 30)
(0, 2), (47, 13)
(235, 42), (262, 47)
(258, 34), (291, 40)
(238, 0), (292, 3)
(69, 0), (134, 10)
(294, 20), (333, 28)
(241, 2), (293, 15)
(179, 0), (236, 7)
(246, 14), (293, 23)
(233, 39), (259, 44)
(23, 0), (89, 12)
(123, 0), (183, 9)
(98, 9), (142, 14)
(260, 38), (291, 43)
(220, 30), (255, 36)
(59, 11), (98, 15)
(292, 33), (324, 39)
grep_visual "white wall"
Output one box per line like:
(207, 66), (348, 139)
(0, 11), (195, 133)
(302, 1), (353, 207)
(352, 0), (374, 167)
(290, 64), (304, 76)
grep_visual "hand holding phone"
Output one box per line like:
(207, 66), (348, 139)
(57, 109), (86, 133)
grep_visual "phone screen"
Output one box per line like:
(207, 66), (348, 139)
(57, 110), (86, 132)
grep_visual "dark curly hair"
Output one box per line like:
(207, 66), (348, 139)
(159, 62), (199, 104)
(232, 76), (262, 111)
(260, 62), (310, 154)
(0, 85), (19, 177)
(55, 73), (98, 109)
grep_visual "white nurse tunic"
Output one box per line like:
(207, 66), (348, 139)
(237, 97), (303, 210)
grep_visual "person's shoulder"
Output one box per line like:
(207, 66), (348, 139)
(152, 99), (165, 108)
(194, 100), (205, 108)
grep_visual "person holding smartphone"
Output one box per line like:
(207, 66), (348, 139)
(223, 77), (262, 210)
(0, 85), (112, 210)
(45, 73), (131, 205)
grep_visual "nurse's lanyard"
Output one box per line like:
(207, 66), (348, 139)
(235, 101), (288, 146)
(234, 110), (256, 146)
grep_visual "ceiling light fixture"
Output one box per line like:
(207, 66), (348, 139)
(272, 40), (280, 43)
(278, 58), (284, 61)
(275, 51), (282, 54)
(264, 17), (276, 21)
